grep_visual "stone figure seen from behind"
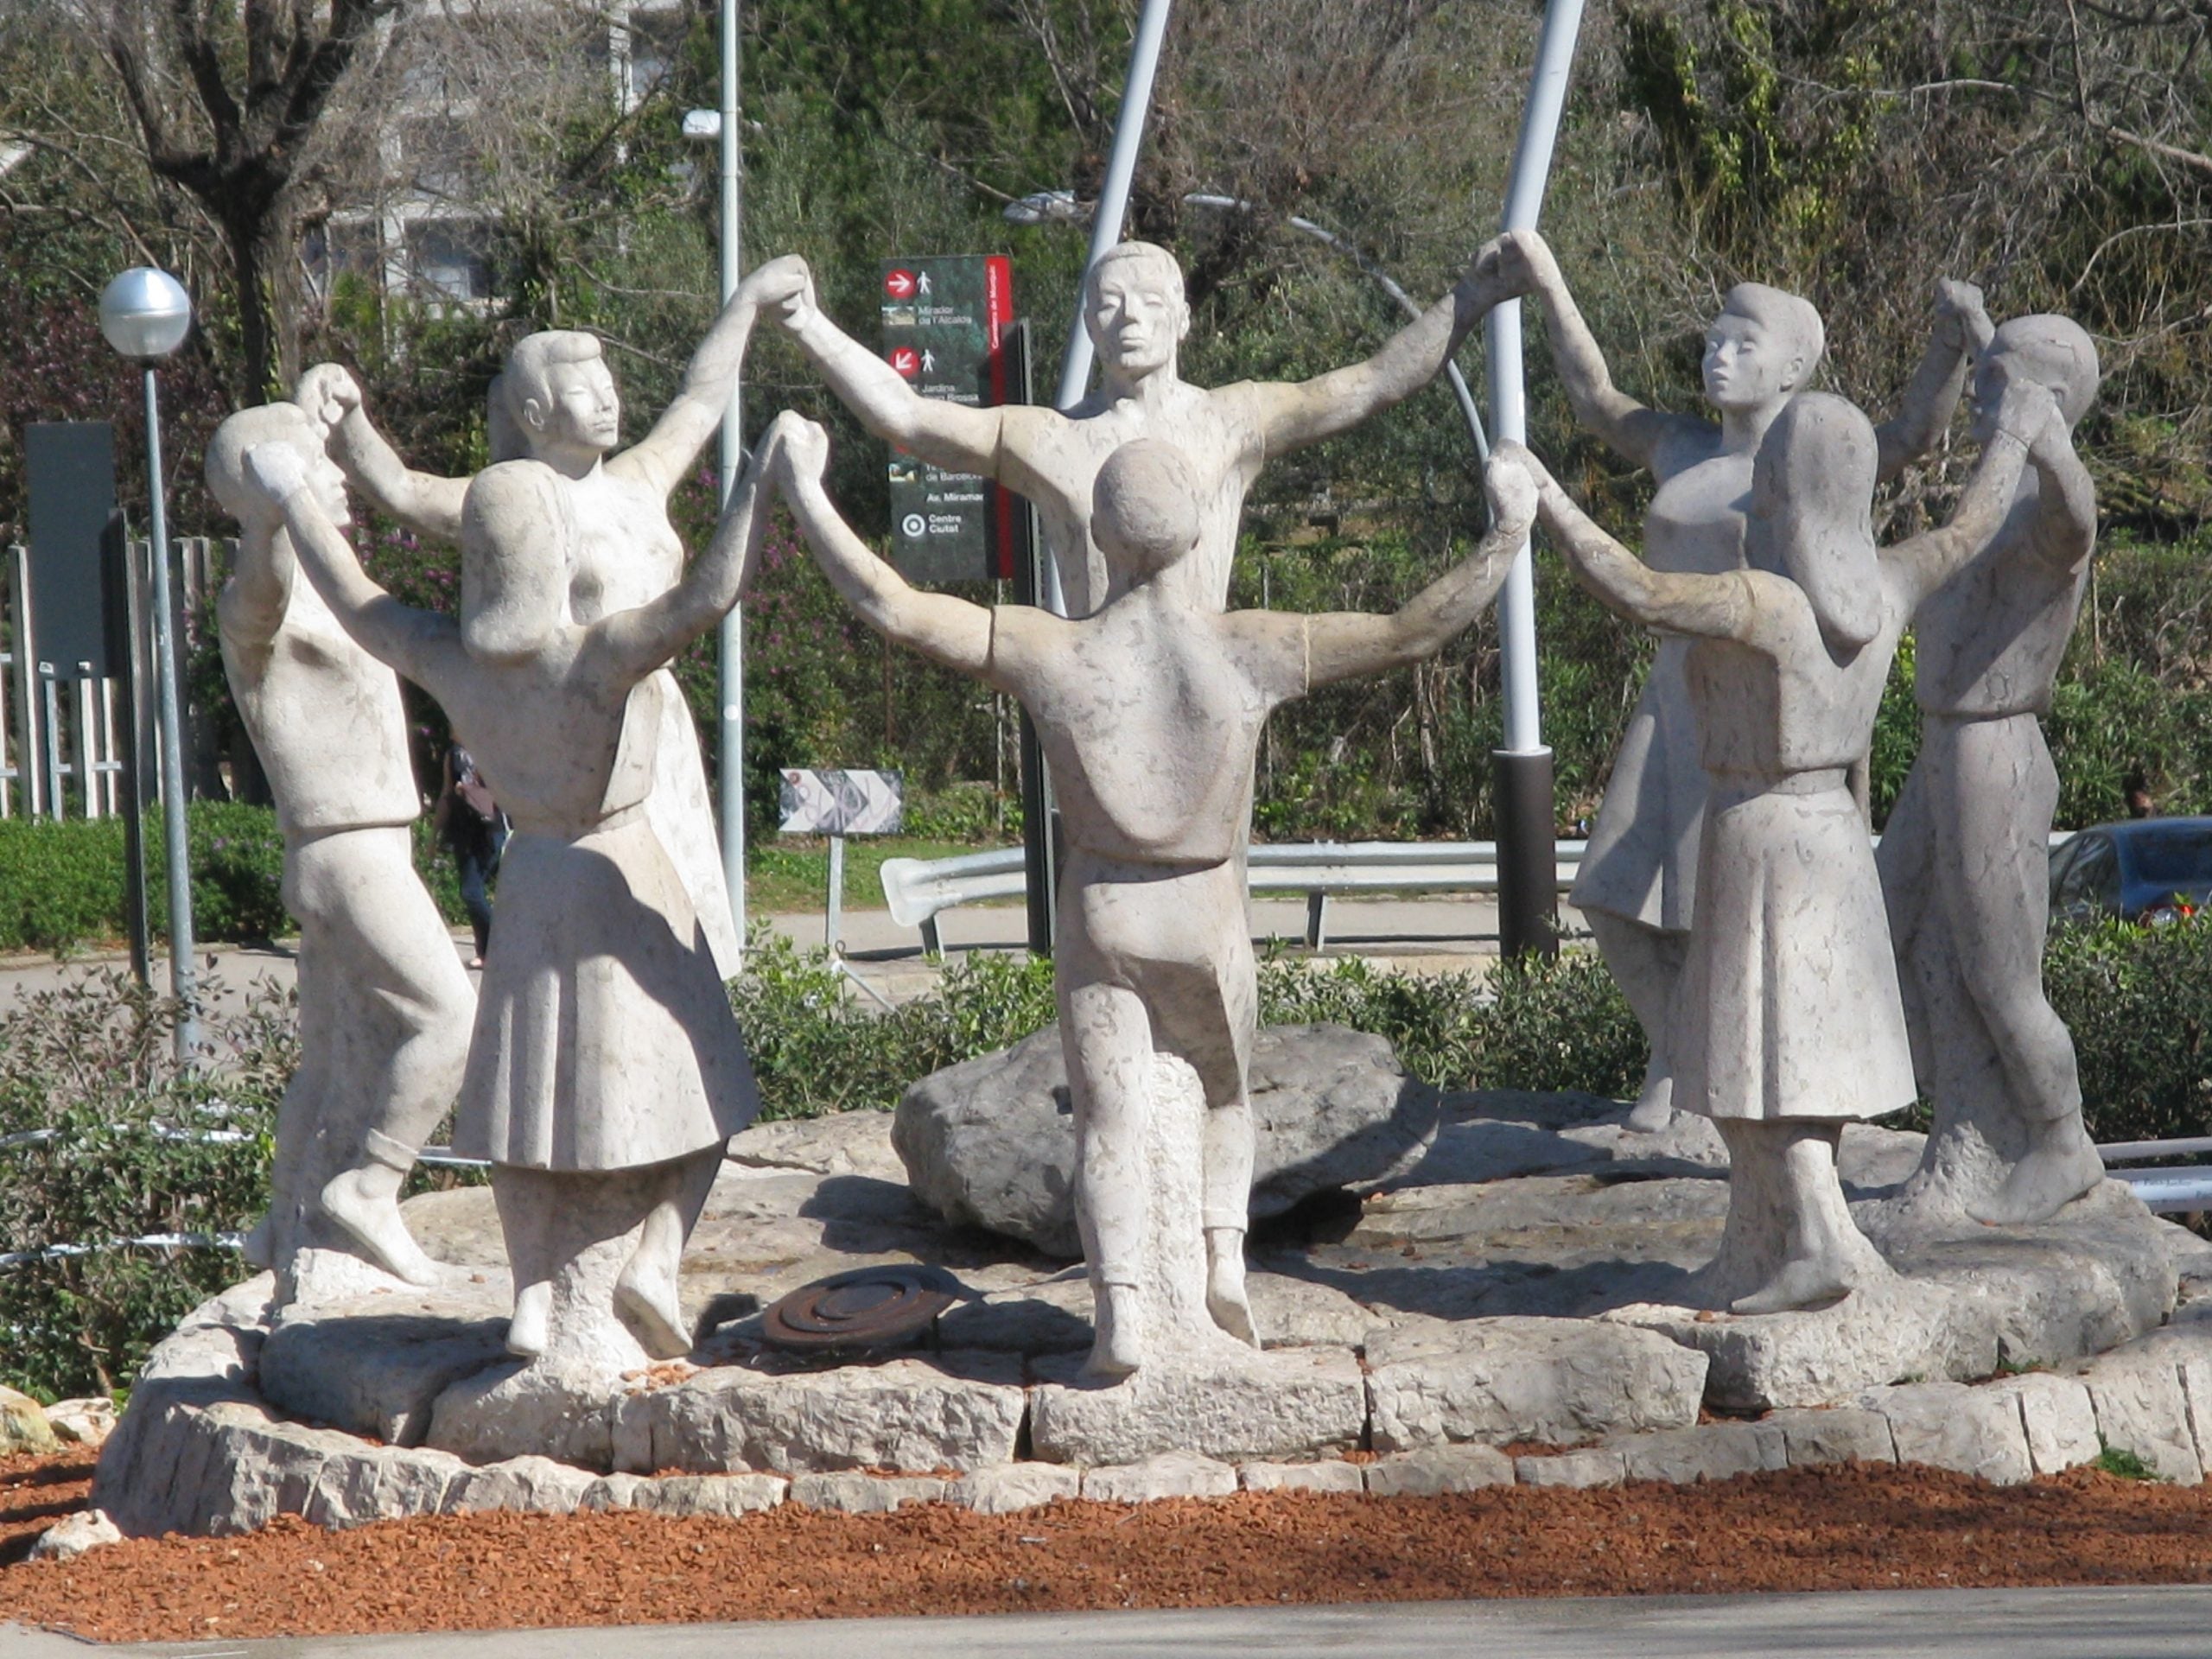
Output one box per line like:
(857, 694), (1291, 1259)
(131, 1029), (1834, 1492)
(203, 400), (476, 1298)
(1503, 369), (2063, 1313)
(233, 416), (792, 1370)
(299, 261), (802, 981)
(1877, 309), (2107, 1227)
(773, 414), (1533, 1378)
(754, 239), (1516, 619)
(1491, 229), (1986, 1133)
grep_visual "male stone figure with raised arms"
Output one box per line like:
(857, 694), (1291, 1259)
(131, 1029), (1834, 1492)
(297, 261), (798, 977)
(205, 399), (476, 1294)
(753, 239), (1516, 618)
(774, 417), (1533, 1376)
(1877, 308), (2107, 1226)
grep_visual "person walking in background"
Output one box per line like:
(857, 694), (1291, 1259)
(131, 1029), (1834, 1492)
(436, 742), (507, 968)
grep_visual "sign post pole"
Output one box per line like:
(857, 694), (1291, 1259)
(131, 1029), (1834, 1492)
(715, 0), (747, 963)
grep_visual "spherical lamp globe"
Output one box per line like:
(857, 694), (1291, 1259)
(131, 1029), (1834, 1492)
(98, 268), (193, 360)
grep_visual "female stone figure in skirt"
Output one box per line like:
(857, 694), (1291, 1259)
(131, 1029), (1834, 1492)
(1488, 230), (1986, 1131)
(234, 418), (795, 1366)
(1493, 371), (2062, 1313)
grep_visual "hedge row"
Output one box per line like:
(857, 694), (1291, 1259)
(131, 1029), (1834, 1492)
(0, 803), (472, 954)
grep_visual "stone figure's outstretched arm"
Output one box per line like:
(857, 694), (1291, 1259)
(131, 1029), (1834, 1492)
(774, 416), (996, 678)
(590, 416), (787, 682)
(297, 364), (468, 543)
(1297, 459), (1535, 690)
(1234, 240), (1516, 457)
(754, 257), (1007, 480)
(1510, 442), (1758, 640)
(613, 257), (792, 498)
(1883, 378), (2054, 607)
(1491, 231), (1688, 472)
(1873, 280), (1990, 484)
(241, 444), (454, 683)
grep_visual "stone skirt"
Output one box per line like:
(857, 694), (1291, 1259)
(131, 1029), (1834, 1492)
(453, 808), (759, 1172)
(1671, 775), (1915, 1123)
(1569, 638), (1705, 934)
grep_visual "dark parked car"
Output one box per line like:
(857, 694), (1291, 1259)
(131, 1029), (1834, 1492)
(2047, 817), (2212, 928)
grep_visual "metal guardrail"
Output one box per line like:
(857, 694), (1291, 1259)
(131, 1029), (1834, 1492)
(2099, 1137), (2212, 1214)
(880, 841), (1594, 955)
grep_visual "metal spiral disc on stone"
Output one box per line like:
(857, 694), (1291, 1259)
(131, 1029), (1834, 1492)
(760, 1264), (963, 1353)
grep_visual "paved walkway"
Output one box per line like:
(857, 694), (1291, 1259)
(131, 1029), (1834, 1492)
(10, 1585), (2210, 1656)
(0, 896), (1566, 1018)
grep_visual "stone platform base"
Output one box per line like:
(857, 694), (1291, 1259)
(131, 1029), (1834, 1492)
(94, 1096), (2212, 1537)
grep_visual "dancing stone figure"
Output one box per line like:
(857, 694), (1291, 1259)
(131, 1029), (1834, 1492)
(1878, 311), (2107, 1226)
(774, 416), (1531, 1377)
(1504, 373), (2059, 1313)
(755, 239), (1513, 618)
(301, 264), (794, 980)
(1492, 230), (1984, 1130)
(235, 418), (788, 1370)
(204, 403), (475, 1295)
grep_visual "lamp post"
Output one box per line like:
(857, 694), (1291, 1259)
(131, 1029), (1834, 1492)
(98, 267), (198, 1059)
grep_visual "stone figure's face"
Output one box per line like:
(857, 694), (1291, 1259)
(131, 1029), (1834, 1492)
(1702, 312), (1799, 414)
(534, 355), (621, 454)
(301, 444), (353, 529)
(1085, 264), (1185, 378)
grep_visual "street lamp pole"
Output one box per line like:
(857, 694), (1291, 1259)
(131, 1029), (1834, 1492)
(715, 0), (747, 958)
(99, 268), (198, 1058)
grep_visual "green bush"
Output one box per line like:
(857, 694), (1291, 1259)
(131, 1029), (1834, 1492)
(2046, 916), (2212, 1146)
(0, 968), (290, 1397)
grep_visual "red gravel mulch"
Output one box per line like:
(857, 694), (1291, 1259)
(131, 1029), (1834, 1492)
(4, 1451), (2212, 1644)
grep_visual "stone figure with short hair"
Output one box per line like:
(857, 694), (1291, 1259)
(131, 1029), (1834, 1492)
(1501, 369), (2063, 1313)
(1877, 309), (2107, 1226)
(755, 238), (1515, 620)
(1491, 229), (1986, 1132)
(233, 415), (791, 1370)
(300, 263), (801, 980)
(772, 415), (1532, 1377)
(204, 400), (476, 1295)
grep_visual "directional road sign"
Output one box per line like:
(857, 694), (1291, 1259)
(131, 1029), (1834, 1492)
(880, 255), (1015, 583)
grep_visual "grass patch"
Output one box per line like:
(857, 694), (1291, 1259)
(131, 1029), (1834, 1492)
(745, 836), (995, 914)
(2094, 1443), (2161, 1481)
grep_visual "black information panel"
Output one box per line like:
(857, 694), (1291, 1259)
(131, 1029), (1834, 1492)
(880, 256), (1015, 583)
(24, 422), (118, 677)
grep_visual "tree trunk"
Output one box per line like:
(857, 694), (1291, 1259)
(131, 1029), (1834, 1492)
(224, 195), (302, 404)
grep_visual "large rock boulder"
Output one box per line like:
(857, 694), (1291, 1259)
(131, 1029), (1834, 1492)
(892, 1022), (1440, 1257)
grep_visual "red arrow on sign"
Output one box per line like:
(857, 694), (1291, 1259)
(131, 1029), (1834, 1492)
(884, 269), (918, 300)
(888, 346), (921, 378)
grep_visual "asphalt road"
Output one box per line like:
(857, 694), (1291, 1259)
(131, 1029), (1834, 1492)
(12, 1586), (2209, 1657)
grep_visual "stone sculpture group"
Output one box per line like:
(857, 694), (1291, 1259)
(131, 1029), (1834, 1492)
(196, 217), (2113, 1414)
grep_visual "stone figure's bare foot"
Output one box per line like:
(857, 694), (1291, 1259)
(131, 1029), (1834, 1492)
(1730, 1255), (1855, 1316)
(1625, 1071), (1676, 1135)
(506, 1281), (552, 1359)
(320, 1167), (441, 1287)
(1083, 1281), (1144, 1382)
(1968, 1119), (2104, 1227)
(1205, 1227), (1259, 1347)
(615, 1255), (694, 1360)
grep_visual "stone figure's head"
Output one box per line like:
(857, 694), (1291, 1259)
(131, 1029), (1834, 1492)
(1704, 284), (1826, 416)
(1970, 315), (2098, 446)
(461, 460), (573, 661)
(1749, 391), (1882, 652)
(500, 331), (620, 464)
(1083, 243), (1189, 382)
(206, 402), (351, 534)
(1092, 438), (1202, 581)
